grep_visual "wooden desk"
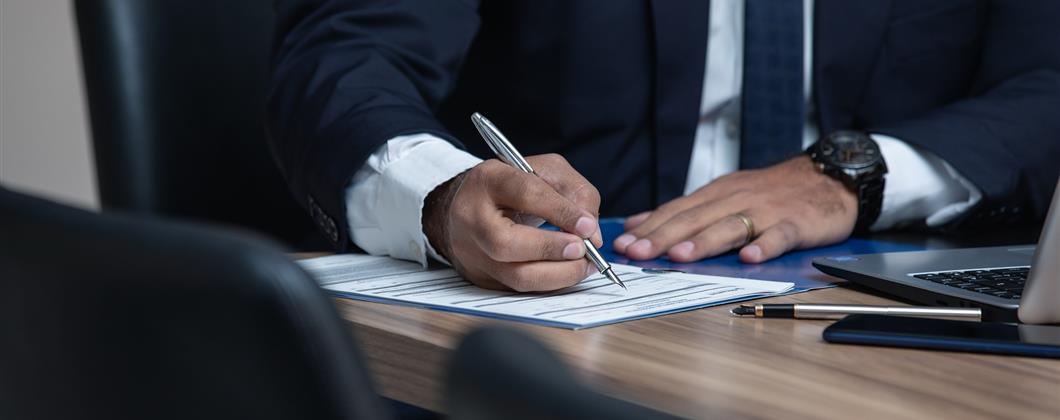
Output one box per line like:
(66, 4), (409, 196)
(302, 255), (1060, 419)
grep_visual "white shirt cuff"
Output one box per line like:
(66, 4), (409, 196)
(871, 134), (983, 231)
(345, 134), (482, 266)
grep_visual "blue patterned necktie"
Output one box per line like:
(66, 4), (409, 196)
(740, 0), (805, 169)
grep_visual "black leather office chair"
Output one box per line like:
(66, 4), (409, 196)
(75, 0), (319, 248)
(0, 188), (389, 420)
(447, 327), (678, 420)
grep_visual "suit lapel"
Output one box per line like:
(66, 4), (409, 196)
(649, 0), (710, 204)
(814, 0), (893, 133)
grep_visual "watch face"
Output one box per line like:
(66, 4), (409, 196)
(818, 131), (881, 169)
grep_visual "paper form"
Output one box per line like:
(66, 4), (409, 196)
(299, 254), (793, 329)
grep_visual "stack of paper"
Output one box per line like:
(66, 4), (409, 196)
(299, 254), (793, 329)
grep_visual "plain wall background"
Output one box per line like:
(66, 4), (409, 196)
(1, 0), (98, 209)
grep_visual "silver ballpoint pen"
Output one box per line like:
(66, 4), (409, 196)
(471, 112), (627, 290)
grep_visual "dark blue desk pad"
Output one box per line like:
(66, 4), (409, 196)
(595, 218), (926, 293)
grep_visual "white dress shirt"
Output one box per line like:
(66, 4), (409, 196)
(345, 0), (981, 267)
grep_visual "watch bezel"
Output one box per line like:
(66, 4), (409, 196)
(814, 131), (885, 171)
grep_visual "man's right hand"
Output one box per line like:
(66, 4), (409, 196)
(422, 154), (603, 292)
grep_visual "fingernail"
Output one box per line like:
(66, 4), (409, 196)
(585, 264), (597, 277)
(575, 216), (597, 237)
(562, 242), (584, 259)
(628, 239), (652, 256)
(613, 234), (636, 251)
(744, 244), (762, 261)
(670, 241), (694, 258)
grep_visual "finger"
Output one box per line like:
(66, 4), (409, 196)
(665, 213), (757, 262)
(529, 154), (602, 214)
(623, 212), (651, 230)
(457, 265), (509, 291)
(622, 196), (700, 240)
(740, 220), (801, 264)
(614, 210), (649, 252)
(475, 218), (587, 263)
(624, 199), (747, 260)
(528, 154), (603, 246)
(613, 233), (636, 254)
(489, 169), (598, 238)
(446, 245), (512, 291)
(589, 230), (603, 249)
(623, 180), (743, 240)
(493, 260), (594, 292)
(614, 210), (651, 252)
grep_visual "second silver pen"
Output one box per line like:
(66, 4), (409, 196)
(470, 112), (627, 290)
(731, 303), (982, 320)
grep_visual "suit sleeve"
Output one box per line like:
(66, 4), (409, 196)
(871, 1), (1060, 227)
(266, 0), (480, 250)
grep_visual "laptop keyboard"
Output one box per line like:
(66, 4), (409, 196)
(911, 266), (1029, 300)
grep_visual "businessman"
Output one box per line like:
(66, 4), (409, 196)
(267, 1), (1060, 291)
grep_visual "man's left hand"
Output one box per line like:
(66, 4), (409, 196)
(613, 155), (858, 263)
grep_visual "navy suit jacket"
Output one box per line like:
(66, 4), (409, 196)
(267, 0), (1060, 251)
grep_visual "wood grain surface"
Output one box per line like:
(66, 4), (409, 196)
(297, 254), (1060, 419)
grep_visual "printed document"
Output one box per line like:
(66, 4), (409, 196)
(299, 254), (793, 329)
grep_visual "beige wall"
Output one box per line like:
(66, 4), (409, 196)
(1, 0), (98, 209)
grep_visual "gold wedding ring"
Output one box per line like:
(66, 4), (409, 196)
(733, 212), (755, 246)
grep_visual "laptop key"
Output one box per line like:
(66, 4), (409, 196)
(911, 266), (1030, 298)
(976, 280), (1020, 290)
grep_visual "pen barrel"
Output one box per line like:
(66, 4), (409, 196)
(582, 238), (608, 271)
(793, 304), (982, 320)
(472, 113), (535, 173)
(760, 304), (796, 317)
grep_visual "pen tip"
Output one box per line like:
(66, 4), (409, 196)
(604, 269), (626, 290)
(730, 305), (756, 316)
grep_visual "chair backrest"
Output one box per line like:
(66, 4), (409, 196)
(447, 327), (678, 420)
(0, 189), (389, 420)
(74, 0), (316, 246)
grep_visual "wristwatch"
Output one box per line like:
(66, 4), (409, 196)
(806, 131), (888, 232)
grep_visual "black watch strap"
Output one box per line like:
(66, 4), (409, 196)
(854, 176), (885, 232)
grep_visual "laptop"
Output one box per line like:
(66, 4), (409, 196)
(813, 181), (1060, 324)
